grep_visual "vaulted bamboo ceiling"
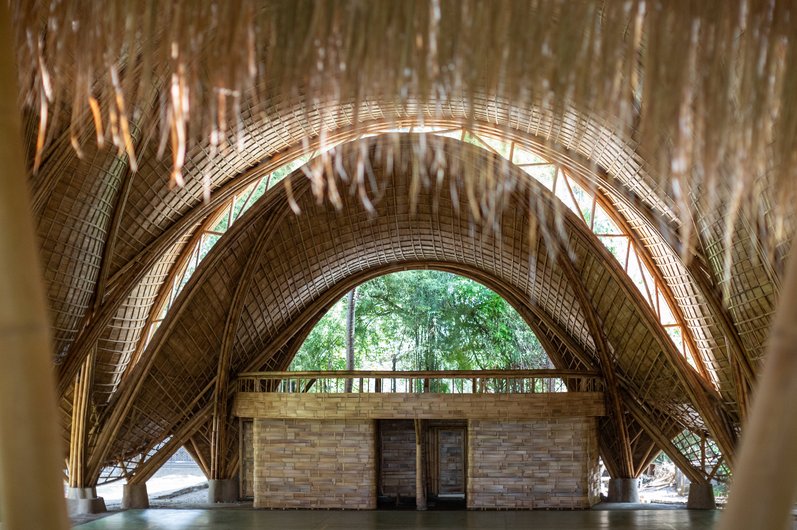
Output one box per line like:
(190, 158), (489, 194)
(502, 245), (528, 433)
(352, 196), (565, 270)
(15, 1), (790, 493)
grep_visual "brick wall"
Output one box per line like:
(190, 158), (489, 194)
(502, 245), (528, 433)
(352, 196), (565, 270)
(467, 418), (600, 509)
(253, 419), (376, 509)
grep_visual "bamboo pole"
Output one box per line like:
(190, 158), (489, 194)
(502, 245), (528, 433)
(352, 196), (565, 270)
(0, 5), (69, 528)
(719, 249), (797, 530)
(414, 419), (427, 511)
(68, 349), (95, 489)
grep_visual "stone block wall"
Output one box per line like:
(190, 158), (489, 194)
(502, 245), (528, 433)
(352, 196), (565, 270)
(241, 420), (254, 498)
(234, 392), (605, 420)
(253, 419), (376, 509)
(467, 418), (599, 509)
(378, 420), (416, 498)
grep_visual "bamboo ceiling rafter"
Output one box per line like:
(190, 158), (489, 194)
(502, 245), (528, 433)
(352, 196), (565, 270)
(49, 97), (772, 422)
(556, 252), (635, 478)
(90, 119), (741, 420)
(90, 118), (754, 430)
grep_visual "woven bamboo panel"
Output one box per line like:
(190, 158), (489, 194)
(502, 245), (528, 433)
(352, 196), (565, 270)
(30, 95), (658, 368)
(378, 420), (416, 498)
(698, 209), (777, 368)
(93, 236), (190, 406)
(35, 142), (129, 364)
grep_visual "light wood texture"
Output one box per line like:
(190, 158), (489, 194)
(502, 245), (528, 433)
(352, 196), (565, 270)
(0, 5), (69, 527)
(719, 249), (797, 530)
(234, 392), (605, 420)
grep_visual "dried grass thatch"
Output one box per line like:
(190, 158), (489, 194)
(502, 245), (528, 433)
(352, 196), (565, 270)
(11, 1), (797, 265)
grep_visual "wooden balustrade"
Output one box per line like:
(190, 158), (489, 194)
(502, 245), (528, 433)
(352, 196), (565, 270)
(236, 370), (603, 394)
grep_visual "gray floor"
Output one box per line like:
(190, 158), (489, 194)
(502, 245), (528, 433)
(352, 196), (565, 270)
(75, 506), (721, 529)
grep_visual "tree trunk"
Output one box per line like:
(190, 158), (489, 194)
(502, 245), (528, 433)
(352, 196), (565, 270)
(344, 288), (356, 392)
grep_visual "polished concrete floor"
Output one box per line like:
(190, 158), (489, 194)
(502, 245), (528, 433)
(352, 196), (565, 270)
(75, 507), (721, 529)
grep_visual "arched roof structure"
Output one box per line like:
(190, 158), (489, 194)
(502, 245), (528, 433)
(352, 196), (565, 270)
(55, 131), (745, 488)
(35, 96), (777, 483)
(6, 4), (796, 529)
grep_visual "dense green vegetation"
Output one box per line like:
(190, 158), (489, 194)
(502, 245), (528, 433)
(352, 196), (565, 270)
(289, 270), (550, 372)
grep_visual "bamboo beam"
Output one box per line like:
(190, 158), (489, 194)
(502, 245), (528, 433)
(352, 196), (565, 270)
(566, 195), (739, 465)
(0, 4), (69, 527)
(56, 120), (391, 399)
(92, 164), (135, 314)
(593, 188), (714, 383)
(211, 200), (281, 481)
(557, 254), (635, 478)
(719, 248), (797, 530)
(55, 157), (287, 398)
(130, 403), (212, 485)
(189, 437), (211, 478)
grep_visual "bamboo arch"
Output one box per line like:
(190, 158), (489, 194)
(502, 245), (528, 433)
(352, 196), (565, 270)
(85, 136), (735, 494)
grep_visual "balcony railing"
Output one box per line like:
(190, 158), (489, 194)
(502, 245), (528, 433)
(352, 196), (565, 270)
(236, 370), (603, 394)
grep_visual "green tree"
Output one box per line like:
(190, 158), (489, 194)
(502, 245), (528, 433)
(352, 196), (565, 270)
(290, 271), (550, 379)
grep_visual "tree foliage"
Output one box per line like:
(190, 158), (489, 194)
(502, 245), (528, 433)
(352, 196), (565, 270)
(290, 271), (550, 372)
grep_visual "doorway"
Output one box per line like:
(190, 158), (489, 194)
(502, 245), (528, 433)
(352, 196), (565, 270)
(428, 422), (466, 508)
(376, 420), (467, 509)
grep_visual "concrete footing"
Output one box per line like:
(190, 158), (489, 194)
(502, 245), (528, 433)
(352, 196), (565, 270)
(121, 483), (149, 509)
(687, 482), (716, 509)
(65, 487), (107, 516)
(607, 478), (640, 503)
(208, 478), (239, 503)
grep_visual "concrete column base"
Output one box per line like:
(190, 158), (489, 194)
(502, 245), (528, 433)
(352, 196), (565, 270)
(208, 479), (239, 503)
(607, 478), (640, 503)
(121, 483), (149, 509)
(687, 482), (716, 509)
(66, 487), (107, 516)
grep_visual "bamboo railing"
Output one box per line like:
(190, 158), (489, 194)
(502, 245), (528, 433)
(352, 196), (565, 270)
(236, 369), (604, 395)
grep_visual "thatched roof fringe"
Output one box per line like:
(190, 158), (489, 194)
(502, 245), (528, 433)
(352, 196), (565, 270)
(12, 0), (797, 264)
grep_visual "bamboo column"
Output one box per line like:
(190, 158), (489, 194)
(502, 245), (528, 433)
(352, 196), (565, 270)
(719, 249), (797, 530)
(0, 5), (69, 529)
(414, 419), (427, 511)
(68, 349), (96, 489)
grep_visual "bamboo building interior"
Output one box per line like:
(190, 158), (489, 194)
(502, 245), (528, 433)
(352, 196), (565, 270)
(1, 2), (797, 529)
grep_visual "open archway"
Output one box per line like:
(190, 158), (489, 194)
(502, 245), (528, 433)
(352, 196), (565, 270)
(288, 269), (554, 375)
